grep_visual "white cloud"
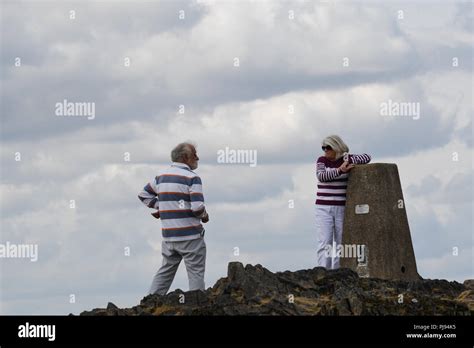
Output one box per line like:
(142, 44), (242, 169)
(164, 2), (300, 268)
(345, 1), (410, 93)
(1, 0), (472, 314)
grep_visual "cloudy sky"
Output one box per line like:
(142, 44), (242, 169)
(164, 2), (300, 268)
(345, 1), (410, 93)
(0, 0), (472, 314)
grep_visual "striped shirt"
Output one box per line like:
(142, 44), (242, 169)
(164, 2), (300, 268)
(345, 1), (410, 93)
(138, 162), (207, 241)
(315, 154), (371, 206)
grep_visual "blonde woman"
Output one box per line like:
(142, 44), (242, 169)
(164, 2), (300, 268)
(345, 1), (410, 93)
(315, 135), (371, 269)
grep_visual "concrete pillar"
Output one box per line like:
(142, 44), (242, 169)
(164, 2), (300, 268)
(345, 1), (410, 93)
(340, 163), (422, 281)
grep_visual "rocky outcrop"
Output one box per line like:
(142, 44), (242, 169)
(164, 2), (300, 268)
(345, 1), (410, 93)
(80, 262), (473, 316)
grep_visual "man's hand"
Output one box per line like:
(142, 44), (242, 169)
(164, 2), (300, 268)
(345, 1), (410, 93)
(151, 211), (160, 219)
(201, 213), (209, 223)
(339, 161), (355, 173)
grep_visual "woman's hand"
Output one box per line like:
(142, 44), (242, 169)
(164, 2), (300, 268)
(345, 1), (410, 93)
(339, 161), (355, 173)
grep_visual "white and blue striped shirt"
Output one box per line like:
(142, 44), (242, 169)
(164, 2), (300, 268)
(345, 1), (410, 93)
(138, 162), (207, 241)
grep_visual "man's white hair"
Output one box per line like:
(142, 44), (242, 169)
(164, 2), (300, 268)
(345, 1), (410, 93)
(322, 135), (349, 160)
(171, 142), (196, 162)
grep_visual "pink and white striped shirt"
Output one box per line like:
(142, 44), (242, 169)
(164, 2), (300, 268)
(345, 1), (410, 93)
(315, 154), (371, 206)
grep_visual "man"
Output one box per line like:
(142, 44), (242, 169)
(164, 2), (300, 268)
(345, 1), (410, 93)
(138, 142), (209, 295)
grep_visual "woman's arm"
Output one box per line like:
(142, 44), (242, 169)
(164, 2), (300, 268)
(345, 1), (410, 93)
(316, 161), (343, 182)
(348, 154), (371, 165)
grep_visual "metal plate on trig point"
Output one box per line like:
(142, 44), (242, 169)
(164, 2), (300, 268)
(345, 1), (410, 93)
(355, 204), (369, 214)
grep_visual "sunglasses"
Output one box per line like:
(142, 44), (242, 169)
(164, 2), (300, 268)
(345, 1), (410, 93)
(321, 145), (333, 151)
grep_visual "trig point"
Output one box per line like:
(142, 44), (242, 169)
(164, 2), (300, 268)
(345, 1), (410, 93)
(340, 163), (422, 281)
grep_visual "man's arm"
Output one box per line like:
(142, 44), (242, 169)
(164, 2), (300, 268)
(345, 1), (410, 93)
(138, 177), (160, 218)
(189, 175), (208, 222)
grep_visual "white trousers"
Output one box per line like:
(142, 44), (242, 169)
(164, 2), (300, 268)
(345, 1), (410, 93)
(315, 204), (345, 269)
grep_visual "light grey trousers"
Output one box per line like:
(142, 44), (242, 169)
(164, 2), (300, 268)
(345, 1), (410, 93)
(149, 236), (206, 295)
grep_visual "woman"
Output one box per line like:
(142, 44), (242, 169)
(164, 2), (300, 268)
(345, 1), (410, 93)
(315, 135), (371, 269)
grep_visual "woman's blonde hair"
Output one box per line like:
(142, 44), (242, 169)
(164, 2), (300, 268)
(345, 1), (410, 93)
(322, 135), (349, 160)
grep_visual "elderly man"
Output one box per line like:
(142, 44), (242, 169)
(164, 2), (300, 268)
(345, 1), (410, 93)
(138, 142), (209, 295)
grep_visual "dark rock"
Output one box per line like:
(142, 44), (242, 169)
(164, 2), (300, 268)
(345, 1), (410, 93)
(463, 279), (474, 290)
(106, 302), (118, 310)
(79, 262), (472, 316)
